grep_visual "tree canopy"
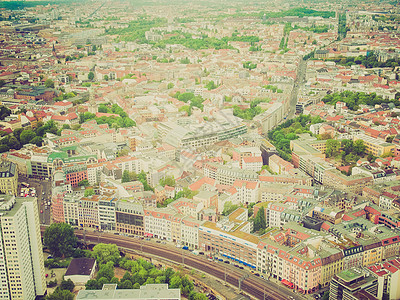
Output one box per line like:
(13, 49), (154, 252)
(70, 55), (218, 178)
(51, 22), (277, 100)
(254, 206), (266, 232)
(92, 243), (121, 266)
(43, 223), (77, 258)
(322, 91), (400, 111)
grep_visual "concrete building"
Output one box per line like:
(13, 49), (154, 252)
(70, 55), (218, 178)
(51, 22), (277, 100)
(0, 196), (47, 299)
(115, 199), (144, 235)
(77, 283), (181, 300)
(368, 258), (400, 300)
(353, 134), (395, 157)
(0, 162), (18, 196)
(330, 268), (378, 300)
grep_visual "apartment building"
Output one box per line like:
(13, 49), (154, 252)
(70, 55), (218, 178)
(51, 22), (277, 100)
(323, 169), (373, 194)
(368, 258), (400, 300)
(144, 208), (174, 240)
(205, 163), (252, 186)
(353, 134), (395, 157)
(180, 217), (203, 249)
(78, 196), (100, 229)
(63, 164), (88, 187)
(0, 196), (46, 300)
(0, 162), (18, 196)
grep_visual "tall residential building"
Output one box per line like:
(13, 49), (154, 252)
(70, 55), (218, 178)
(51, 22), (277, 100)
(0, 195), (46, 299)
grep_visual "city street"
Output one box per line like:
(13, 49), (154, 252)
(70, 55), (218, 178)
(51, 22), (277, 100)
(19, 175), (52, 225)
(288, 58), (307, 119)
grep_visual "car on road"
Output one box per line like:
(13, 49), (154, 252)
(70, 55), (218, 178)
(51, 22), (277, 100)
(156, 240), (161, 243)
(218, 258), (223, 262)
(239, 266), (244, 269)
(199, 251), (204, 255)
(223, 260), (230, 264)
(182, 246), (189, 250)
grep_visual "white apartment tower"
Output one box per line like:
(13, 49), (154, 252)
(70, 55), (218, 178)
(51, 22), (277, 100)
(0, 195), (46, 299)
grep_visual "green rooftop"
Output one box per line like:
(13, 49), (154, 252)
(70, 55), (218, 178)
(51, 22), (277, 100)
(337, 269), (363, 282)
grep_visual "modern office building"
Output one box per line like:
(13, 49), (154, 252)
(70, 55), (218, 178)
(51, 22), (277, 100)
(0, 195), (46, 300)
(329, 268), (378, 300)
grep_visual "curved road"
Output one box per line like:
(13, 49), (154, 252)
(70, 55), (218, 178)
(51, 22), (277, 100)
(71, 230), (303, 300)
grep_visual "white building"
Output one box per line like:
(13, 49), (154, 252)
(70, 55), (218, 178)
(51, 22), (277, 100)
(144, 208), (173, 240)
(180, 217), (203, 249)
(0, 195), (47, 300)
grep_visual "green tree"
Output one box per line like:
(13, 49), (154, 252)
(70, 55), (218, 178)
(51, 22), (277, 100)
(96, 261), (115, 281)
(0, 106), (11, 120)
(92, 244), (121, 266)
(159, 175), (175, 187)
(122, 170), (131, 183)
(46, 288), (74, 300)
(104, 75), (109, 81)
(30, 136), (43, 147)
(84, 189), (94, 197)
(175, 187), (197, 199)
(138, 171), (153, 191)
(6, 135), (21, 150)
(85, 279), (100, 290)
(254, 207), (266, 232)
(119, 279), (133, 289)
(222, 201), (239, 216)
(167, 83), (174, 89)
(325, 139), (341, 158)
(88, 71), (95, 81)
(342, 139), (354, 155)
(44, 79), (55, 88)
(205, 80), (217, 90)
(78, 179), (89, 187)
(20, 129), (36, 145)
(13, 128), (24, 141)
(353, 140), (366, 156)
(60, 279), (75, 292)
(43, 223), (77, 258)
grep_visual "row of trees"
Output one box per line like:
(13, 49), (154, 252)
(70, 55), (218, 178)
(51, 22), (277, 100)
(259, 7), (335, 20)
(322, 91), (400, 111)
(326, 52), (399, 68)
(263, 85), (283, 93)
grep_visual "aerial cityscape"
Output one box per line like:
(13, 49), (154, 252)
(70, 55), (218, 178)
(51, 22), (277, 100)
(0, 0), (400, 299)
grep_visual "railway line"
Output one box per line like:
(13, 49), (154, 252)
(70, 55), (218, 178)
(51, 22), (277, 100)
(71, 230), (297, 300)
